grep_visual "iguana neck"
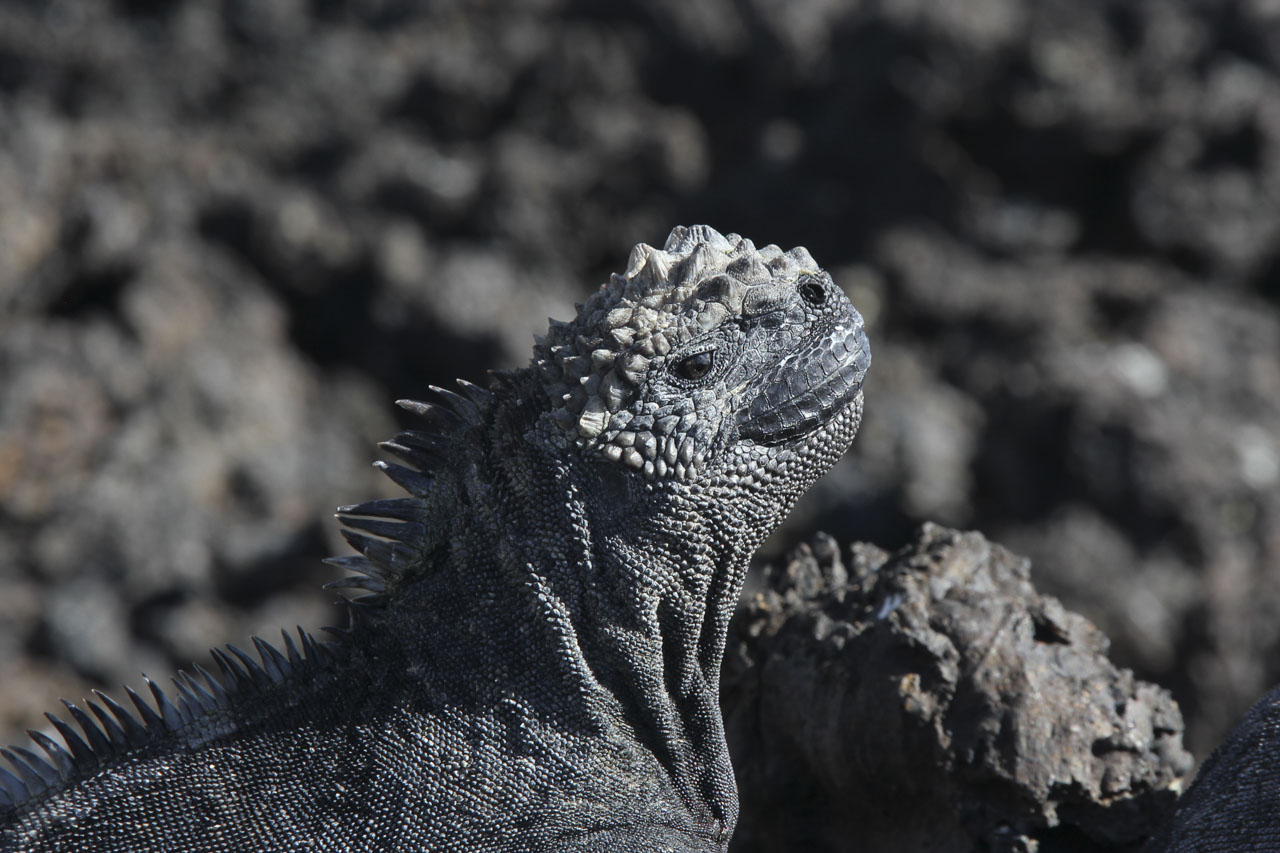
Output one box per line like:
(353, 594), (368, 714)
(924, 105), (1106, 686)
(373, 395), (756, 837)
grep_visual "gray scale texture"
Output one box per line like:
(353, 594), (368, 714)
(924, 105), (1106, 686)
(1145, 683), (1280, 852)
(0, 225), (871, 852)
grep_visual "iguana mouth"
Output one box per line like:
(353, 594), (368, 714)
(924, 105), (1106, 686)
(736, 322), (870, 445)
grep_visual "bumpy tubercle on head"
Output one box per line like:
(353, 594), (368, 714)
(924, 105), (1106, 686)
(530, 225), (823, 479)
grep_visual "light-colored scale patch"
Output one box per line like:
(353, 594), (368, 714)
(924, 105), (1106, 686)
(532, 225), (820, 480)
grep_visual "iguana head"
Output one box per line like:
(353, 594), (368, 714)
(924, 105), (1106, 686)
(345, 224), (868, 586)
(531, 225), (869, 517)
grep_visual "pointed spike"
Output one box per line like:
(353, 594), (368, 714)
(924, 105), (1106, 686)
(323, 576), (387, 593)
(455, 378), (494, 407)
(336, 599), (376, 628)
(337, 512), (417, 537)
(394, 398), (433, 415)
(145, 680), (184, 729)
(0, 764), (29, 804)
(252, 636), (290, 683)
(59, 702), (112, 761)
(350, 593), (389, 608)
(124, 685), (165, 733)
(210, 648), (252, 689)
(427, 385), (482, 424)
(27, 729), (74, 778)
(339, 527), (375, 557)
(335, 498), (420, 522)
(323, 555), (395, 582)
(281, 628), (303, 668)
(3, 748), (53, 793)
(395, 398), (464, 429)
(395, 430), (452, 455)
(338, 597), (360, 629)
(372, 460), (433, 497)
(227, 644), (273, 690)
(146, 676), (187, 730)
(171, 677), (199, 717)
(378, 440), (442, 473)
(9, 747), (56, 784)
(299, 627), (322, 661)
(322, 554), (372, 571)
(487, 369), (520, 397)
(45, 711), (97, 770)
(192, 664), (229, 704)
(377, 445), (432, 470)
(340, 529), (420, 571)
(337, 515), (423, 544)
(89, 692), (142, 748)
(171, 673), (206, 719)
(320, 625), (351, 640)
(175, 671), (218, 714)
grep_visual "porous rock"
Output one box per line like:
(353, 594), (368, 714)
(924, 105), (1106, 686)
(724, 524), (1192, 852)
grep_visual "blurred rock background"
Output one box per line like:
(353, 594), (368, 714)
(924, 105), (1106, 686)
(1, 0), (1279, 769)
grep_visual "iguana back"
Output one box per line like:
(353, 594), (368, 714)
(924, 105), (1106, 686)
(0, 225), (870, 852)
(1146, 682), (1280, 852)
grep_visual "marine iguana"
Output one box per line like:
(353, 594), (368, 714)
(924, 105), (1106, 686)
(0, 225), (871, 852)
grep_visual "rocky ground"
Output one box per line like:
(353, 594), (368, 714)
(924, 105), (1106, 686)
(3, 0), (1280, 846)
(726, 525), (1191, 852)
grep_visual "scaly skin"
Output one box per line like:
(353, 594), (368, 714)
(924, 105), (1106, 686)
(1146, 682), (1280, 852)
(0, 225), (870, 852)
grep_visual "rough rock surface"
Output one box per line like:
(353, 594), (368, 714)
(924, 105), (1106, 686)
(724, 524), (1192, 853)
(3, 0), (1280, 792)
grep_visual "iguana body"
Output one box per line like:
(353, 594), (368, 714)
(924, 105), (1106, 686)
(1147, 682), (1280, 851)
(0, 225), (870, 852)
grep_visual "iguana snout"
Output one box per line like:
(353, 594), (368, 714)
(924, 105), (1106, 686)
(732, 271), (869, 446)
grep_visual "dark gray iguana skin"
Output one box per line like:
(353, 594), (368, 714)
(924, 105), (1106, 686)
(0, 225), (870, 852)
(1146, 682), (1280, 852)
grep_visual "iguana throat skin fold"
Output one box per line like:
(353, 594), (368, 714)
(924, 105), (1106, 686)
(1, 225), (870, 852)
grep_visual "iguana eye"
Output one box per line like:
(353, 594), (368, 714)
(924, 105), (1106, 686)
(799, 278), (826, 306)
(674, 351), (715, 382)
